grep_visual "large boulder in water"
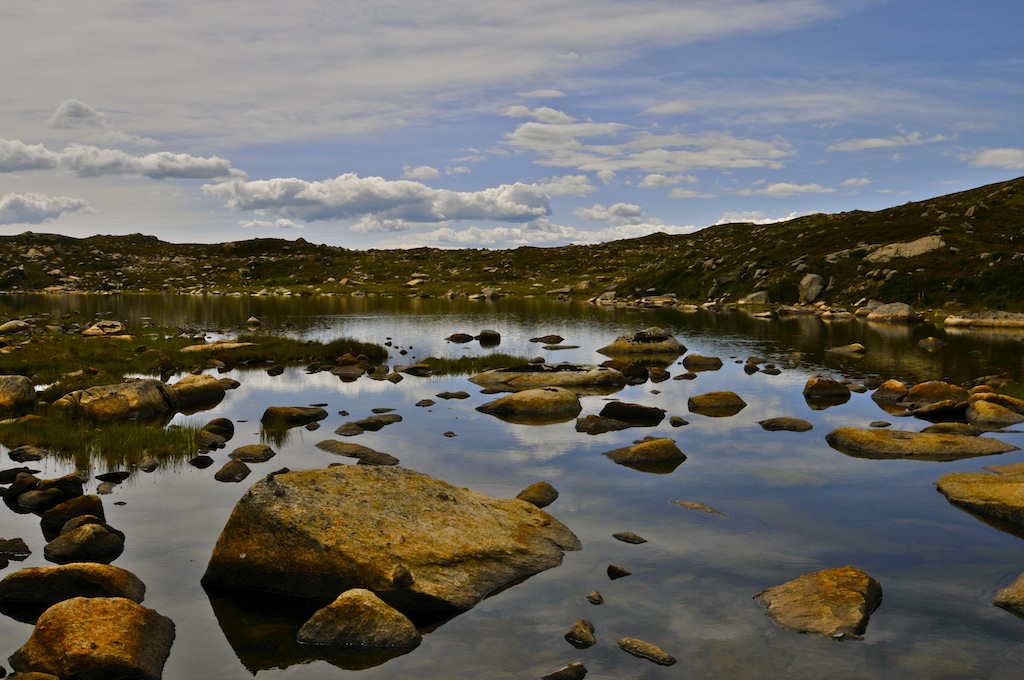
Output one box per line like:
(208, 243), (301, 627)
(825, 427), (1018, 461)
(597, 327), (685, 357)
(0, 563), (145, 610)
(50, 376), (225, 420)
(476, 387), (582, 419)
(756, 566), (883, 639)
(9, 596), (175, 680)
(469, 363), (625, 390)
(202, 465), (581, 614)
(937, 463), (1024, 527)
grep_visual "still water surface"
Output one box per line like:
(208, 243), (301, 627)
(2, 295), (1024, 679)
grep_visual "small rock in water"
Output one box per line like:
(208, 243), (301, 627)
(137, 456), (159, 473)
(669, 416), (688, 427)
(516, 481), (559, 508)
(612, 531), (647, 545)
(671, 500), (728, 517)
(869, 421), (891, 428)
(416, 399), (436, 407)
(617, 637), (677, 666)
(586, 591), (604, 605)
(564, 619), (596, 649)
(214, 460), (251, 483)
(443, 431), (457, 438)
(758, 417), (813, 432)
(541, 661), (587, 680)
(607, 565), (631, 580)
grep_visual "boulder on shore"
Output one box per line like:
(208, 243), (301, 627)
(756, 566), (882, 639)
(825, 427), (1018, 461)
(51, 376), (225, 421)
(202, 465), (580, 614)
(0, 375), (36, 413)
(9, 596), (175, 680)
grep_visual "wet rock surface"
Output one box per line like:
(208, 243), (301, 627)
(756, 566), (883, 639)
(296, 588), (421, 649)
(826, 427), (1018, 461)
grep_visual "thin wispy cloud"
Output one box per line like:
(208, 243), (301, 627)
(826, 131), (946, 152)
(735, 182), (834, 197)
(967, 148), (1024, 170)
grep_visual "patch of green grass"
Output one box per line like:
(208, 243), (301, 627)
(0, 417), (200, 470)
(422, 353), (532, 375)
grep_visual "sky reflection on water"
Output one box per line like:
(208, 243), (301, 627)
(2, 296), (1024, 679)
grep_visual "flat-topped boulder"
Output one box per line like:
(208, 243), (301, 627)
(756, 566), (882, 639)
(469, 363), (625, 390)
(826, 427), (1018, 461)
(597, 327), (685, 357)
(261, 406), (329, 426)
(944, 311), (1024, 328)
(0, 563), (145, 610)
(937, 463), (1024, 527)
(687, 391), (747, 417)
(866, 302), (922, 323)
(476, 387), (582, 419)
(202, 465), (580, 614)
(51, 376), (225, 421)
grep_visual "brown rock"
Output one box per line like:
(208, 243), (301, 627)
(871, 379), (909, 402)
(477, 387), (582, 418)
(966, 399), (1024, 428)
(43, 523), (125, 565)
(516, 482), (559, 508)
(994, 571), (1024, 616)
(564, 618), (596, 648)
(542, 661), (587, 680)
(297, 588), (421, 648)
(903, 381), (969, 408)
(937, 465), (1024, 526)
(826, 427), (1017, 461)
(0, 564), (145, 608)
(617, 637), (677, 665)
(315, 440), (399, 465)
(202, 465), (581, 614)
(228, 444), (277, 463)
(9, 597), (174, 680)
(261, 406), (328, 426)
(681, 354), (723, 371)
(687, 391), (747, 417)
(759, 417), (813, 432)
(597, 327), (685, 357)
(803, 375), (851, 399)
(470, 364), (626, 389)
(598, 401), (665, 425)
(756, 566), (882, 639)
(0, 375), (36, 413)
(603, 437), (686, 473)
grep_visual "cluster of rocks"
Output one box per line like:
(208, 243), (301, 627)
(1, 467), (176, 678)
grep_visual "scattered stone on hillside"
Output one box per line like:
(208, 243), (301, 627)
(759, 417), (813, 432)
(613, 531), (647, 545)
(477, 387), (582, 419)
(8, 596), (175, 680)
(542, 661), (588, 680)
(756, 566), (882, 639)
(738, 290), (770, 305)
(687, 391), (747, 417)
(597, 327), (685, 357)
(937, 463), (1024, 529)
(0, 375), (36, 413)
(202, 465), (580, 614)
(603, 437), (686, 473)
(598, 401), (665, 425)
(315, 441), (400, 465)
(516, 482), (559, 508)
(296, 588), (421, 649)
(826, 427), (1018, 461)
(671, 500), (728, 517)
(681, 354), (723, 371)
(617, 637), (677, 666)
(261, 406), (328, 427)
(565, 619), (597, 649)
(0, 563), (145, 609)
(866, 302), (922, 323)
(228, 444), (276, 463)
(798, 274), (825, 304)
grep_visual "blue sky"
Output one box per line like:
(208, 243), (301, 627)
(2, 0), (1022, 249)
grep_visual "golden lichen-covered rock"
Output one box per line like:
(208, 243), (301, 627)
(937, 463), (1024, 527)
(202, 465), (580, 614)
(825, 427), (1017, 461)
(597, 327), (686, 357)
(297, 588), (421, 649)
(9, 597), (174, 680)
(476, 387), (582, 417)
(756, 566), (882, 639)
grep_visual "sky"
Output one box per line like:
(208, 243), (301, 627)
(2, 0), (1023, 250)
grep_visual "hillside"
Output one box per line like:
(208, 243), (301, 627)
(1, 176), (1022, 311)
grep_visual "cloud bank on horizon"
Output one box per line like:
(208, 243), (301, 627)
(1, 0), (1022, 249)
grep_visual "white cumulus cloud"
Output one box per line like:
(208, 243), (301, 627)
(735, 182), (834, 197)
(0, 192), (89, 225)
(239, 218), (304, 230)
(967, 147), (1024, 169)
(401, 164), (441, 180)
(0, 139), (61, 172)
(574, 202), (645, 225)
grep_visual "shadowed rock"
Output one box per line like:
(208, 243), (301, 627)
(51, 375), (225, 421)
(202, 465), (580, 614)
(597, 327), (685, 357)
(603, 437), (686, 473)
(0, 564), (145, 611)
(297, 588), (421, 649)
(759, 417), (813, 432)
(937, 463), (1024, 528)
(315, 441), (399, 465)
(598, 401), (665, 425)
(0, 374), (36, 413)
(262, 406), (329, 427)
(688, 391), (747, 417)
(826, 427), (1017, 461)
(756, 566), (882, 639)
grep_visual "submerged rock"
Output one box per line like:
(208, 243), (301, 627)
(617, 637), (677, 666)
(9, 596), (175, 680)
(315, 441), (399, 465)
(542, 661), (588, 680)
(202, 465), (580, 614)
(756, 566), (883, 639)
(825, 427), (1018, 461)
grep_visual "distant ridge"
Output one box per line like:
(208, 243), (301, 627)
(2, 176), (1022, 311)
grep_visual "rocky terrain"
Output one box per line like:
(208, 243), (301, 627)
(0, 175), (1021, 311)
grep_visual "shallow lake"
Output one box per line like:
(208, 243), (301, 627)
(3, 294), (1024, 679)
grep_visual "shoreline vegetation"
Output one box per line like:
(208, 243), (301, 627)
(0, 175), (1020, 314)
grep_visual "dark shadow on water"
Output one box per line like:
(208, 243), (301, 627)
(938, 493), (1024, 543)
(203, 585), (426, 673)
